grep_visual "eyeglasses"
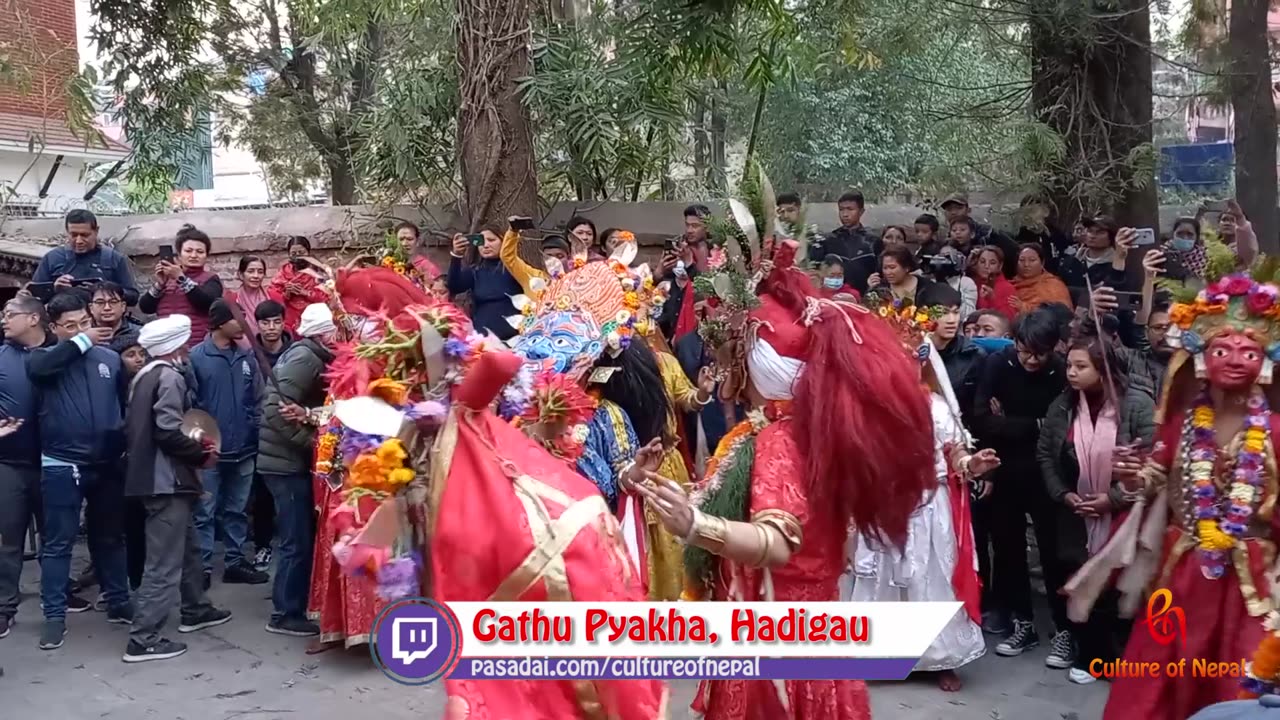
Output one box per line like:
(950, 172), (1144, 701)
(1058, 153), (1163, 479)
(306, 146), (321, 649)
(2, 310), (35, 321)
(57, 318), (93, 332)
(1016, 345), (1050, 363)
(90, 298), (123, 308)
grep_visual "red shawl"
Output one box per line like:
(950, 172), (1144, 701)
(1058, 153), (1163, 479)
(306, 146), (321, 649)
(944, 443), (982, 625)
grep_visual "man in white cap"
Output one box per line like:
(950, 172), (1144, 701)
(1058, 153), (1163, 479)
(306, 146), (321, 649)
(258, 302), (335, 638)
(122, 314), (231, 662)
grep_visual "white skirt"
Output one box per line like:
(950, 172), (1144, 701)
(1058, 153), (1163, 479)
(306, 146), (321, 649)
(840, 482), (985, 671)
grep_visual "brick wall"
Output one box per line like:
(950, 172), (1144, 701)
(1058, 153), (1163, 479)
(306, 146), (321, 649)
(0, 0), (78, 118)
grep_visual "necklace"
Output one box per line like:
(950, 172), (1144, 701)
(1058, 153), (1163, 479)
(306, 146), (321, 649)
(1184, 389), (1270, 579)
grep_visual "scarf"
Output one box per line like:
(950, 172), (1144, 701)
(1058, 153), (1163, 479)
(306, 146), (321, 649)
(672, 277), (699, 341)
(747, 338), (804, 401)
(1013, 271), (1074, 310)
(1071, 392), (1118, 555)
(233, 285), (269, 338)
(1162, 240), (1208, 279)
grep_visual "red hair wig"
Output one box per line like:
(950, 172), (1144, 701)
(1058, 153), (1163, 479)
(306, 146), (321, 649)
(757, 256), (934, 547)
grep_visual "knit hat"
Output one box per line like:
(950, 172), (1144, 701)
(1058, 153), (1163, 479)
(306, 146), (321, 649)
(298, 303), (336, 337)
(139, 315), (192, 357)
(208, 299), (235, 330)
(109, 329), (141, 355)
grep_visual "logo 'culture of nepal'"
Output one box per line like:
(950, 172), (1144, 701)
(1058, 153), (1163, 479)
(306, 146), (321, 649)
(371, 597), (463, 685)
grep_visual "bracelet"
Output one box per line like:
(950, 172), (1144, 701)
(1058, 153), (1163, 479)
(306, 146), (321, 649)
(749, 523), (774, 568)
(695, 391), (713, 406)
(681, 508), (702, 545)
(688, 509), (729, 554)
(617, 460), (637, 491)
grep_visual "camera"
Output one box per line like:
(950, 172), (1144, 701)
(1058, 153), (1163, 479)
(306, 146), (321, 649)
(924, 252), (961, 281)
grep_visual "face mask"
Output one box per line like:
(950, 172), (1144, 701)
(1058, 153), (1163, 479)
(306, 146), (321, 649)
(823, 277), (844, 290)
(972, 336), (1014, 353)
(1170, 236), (1195, 252)
(674, 261), (687, 278)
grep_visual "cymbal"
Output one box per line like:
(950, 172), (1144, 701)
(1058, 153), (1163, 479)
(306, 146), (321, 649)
(181, 409), (221, 451)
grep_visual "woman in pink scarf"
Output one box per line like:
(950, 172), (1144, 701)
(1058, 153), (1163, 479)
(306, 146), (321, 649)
(1036, 337), (1155, 685)
(228, 255), (269, 338)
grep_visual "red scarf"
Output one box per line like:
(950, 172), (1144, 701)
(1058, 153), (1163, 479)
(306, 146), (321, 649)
(672, 278), (698, 341)
(944, 443), (982, 624)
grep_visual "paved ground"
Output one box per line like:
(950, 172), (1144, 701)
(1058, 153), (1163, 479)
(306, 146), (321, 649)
(4, 556), (1109, 720)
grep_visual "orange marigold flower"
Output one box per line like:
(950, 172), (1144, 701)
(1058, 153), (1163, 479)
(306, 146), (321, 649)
(375, 438), (408, 468)
(368, 378), (408, 406)
(348, 453), (386, 487)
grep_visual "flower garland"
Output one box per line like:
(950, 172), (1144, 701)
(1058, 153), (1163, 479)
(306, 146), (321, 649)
(681, 405), (778, 601)
(515, 371), (598, 461)
(1184, 390), (1270, 579)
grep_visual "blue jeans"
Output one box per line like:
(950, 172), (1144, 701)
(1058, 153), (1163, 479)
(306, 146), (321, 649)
(263, 472), (313, 622)
(195, 457), (255, 573)
(40, 464), (130, 620)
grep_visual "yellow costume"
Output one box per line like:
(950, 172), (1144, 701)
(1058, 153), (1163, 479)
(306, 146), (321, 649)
(500, 229), (548, 295)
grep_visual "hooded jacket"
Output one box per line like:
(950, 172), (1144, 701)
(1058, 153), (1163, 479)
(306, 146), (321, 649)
(125, 360), (209, 497)
(28, 335), (126, 466)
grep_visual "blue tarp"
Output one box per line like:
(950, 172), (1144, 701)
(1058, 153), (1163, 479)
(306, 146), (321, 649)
(1159, 143), (1234, 188)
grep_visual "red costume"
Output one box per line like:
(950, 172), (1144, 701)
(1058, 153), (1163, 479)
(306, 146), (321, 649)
(1064, 272), (1280, 719)
(267, 262), (330, 332)
(687, 249), (934, 719)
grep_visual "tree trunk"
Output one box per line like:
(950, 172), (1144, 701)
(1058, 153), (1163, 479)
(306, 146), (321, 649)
(1230, 0), (1279, 253)
(709, 85), (727, 192)
(692, 98), (708, 184)
(328, 155), (357, 205)
(456, 0), (538, 231)
(1029, 0), (1158, 281)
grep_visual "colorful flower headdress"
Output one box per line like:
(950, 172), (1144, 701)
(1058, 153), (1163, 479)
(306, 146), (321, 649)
(1166, 269), (1280, 383)
(510, 243), (660, 359)
(863, 294), (947, 361)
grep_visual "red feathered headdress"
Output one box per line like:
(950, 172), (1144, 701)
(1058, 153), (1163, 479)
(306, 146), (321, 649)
(749, 266), (934, 548)
(335, 266), (432, 319)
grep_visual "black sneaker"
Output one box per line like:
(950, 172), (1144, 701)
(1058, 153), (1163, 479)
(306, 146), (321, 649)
(0, 615), (12, 639)
(66, 594), (92, 613)
(265, 617), (319, 637)
(38, 619), (66, 650)
(106, 603), (135, 625)
(178, 607), (232, 634)
(122, 638), (187, 663)
(995, 619), (1039, 656)
(253, 547), (272, 572)
(981, 610), (1011, 635)
(202, 570), (212, 592)
(1044, 630), (1076, 668)
(223, 565), (269, 585)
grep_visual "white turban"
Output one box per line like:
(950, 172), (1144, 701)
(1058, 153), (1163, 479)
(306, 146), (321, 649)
(298, 303), (336, 338)
(747, 337), (804, 401)
(138, 315), (192, 357)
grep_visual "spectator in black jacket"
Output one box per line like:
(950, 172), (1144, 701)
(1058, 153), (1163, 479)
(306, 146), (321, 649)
(913, 213), (945, 264)
(32, 209), (139, 306)
(30, 292), (132, 650)
(124, 315), (231, 663)
(0, 295), (52, 636)
(89, 281), (143, 340)
(929, 284), (986, 428)
(1014, 195), (1071, 274)
(941, 193), (1020, 275)
(809, 190), (877, 294)
(972, 308), (1069, 657)
(248, 300), (290, 571)
(1058, 215), (1131, 299)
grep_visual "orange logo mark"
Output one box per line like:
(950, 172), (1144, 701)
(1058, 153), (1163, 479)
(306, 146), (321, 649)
(1142, 588), (1186, 646)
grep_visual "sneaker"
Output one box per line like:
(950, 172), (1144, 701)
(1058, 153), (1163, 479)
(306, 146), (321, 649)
(202, 570), (212, 592)
(122, 638), (187, 663)
(178, 607), (232, 634)
(38, 620), (67, 650)
(1067, 667), (1098, 685)
(106, 604), (135, 625)
(265, 617), (320, 637)
(253, 547), (272, 572)
(223, 565), (269, 585)
(93, 593), (108, 612)
(66, 594), (92, 613)
(995, 619), (1039, 656)
(1045, 630), (1076, 669)
(0, 615), (12, 639)
(981, 610), (1011, 635)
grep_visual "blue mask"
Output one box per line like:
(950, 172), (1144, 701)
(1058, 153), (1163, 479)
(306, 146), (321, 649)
(823, 277), (844, 290)
(972, 336), (1014, 353)
(1169, 236), (1195, 252)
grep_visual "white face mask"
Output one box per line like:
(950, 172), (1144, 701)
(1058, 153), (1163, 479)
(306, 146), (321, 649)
(1170, 236), (1196, 252)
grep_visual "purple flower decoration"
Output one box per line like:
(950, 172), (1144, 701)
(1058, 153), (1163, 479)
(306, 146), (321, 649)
(340, 430), (383, 458)
(443, 337), (471, 359)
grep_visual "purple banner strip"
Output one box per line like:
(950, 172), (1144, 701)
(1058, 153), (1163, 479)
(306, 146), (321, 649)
(449, 657), (919, 681)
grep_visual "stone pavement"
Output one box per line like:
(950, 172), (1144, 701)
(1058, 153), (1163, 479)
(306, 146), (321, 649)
(4, 558), (1109, 720)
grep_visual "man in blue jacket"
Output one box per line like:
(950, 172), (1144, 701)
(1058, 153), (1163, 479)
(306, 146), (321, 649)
(29, 292), (131, 650)
(0, 295), (54, 637)
(189, 300), (268, 588)
(32, 209), (139, 306)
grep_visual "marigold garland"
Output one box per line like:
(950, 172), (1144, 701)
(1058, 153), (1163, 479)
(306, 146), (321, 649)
(1184, 390), (1271, 579)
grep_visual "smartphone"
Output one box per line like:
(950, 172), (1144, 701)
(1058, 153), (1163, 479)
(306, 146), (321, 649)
(510, 217), (535, 231)
(664, 236), (681, 253)
(157, 244), (175, 262)
(26, 282), (56, 302)
(467, 233), (485, 247)
(1113, 291), (1143, 313)
(1134, 228), (1156, 246)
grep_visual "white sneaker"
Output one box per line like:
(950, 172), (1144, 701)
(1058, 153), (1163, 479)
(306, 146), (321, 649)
(1067, 667), (1097, 685)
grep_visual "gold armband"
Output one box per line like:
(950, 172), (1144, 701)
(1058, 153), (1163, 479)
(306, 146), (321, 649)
(747, 523), (775, 568)
(751, 509), (802, 551)
(687, 509), (729, 554)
